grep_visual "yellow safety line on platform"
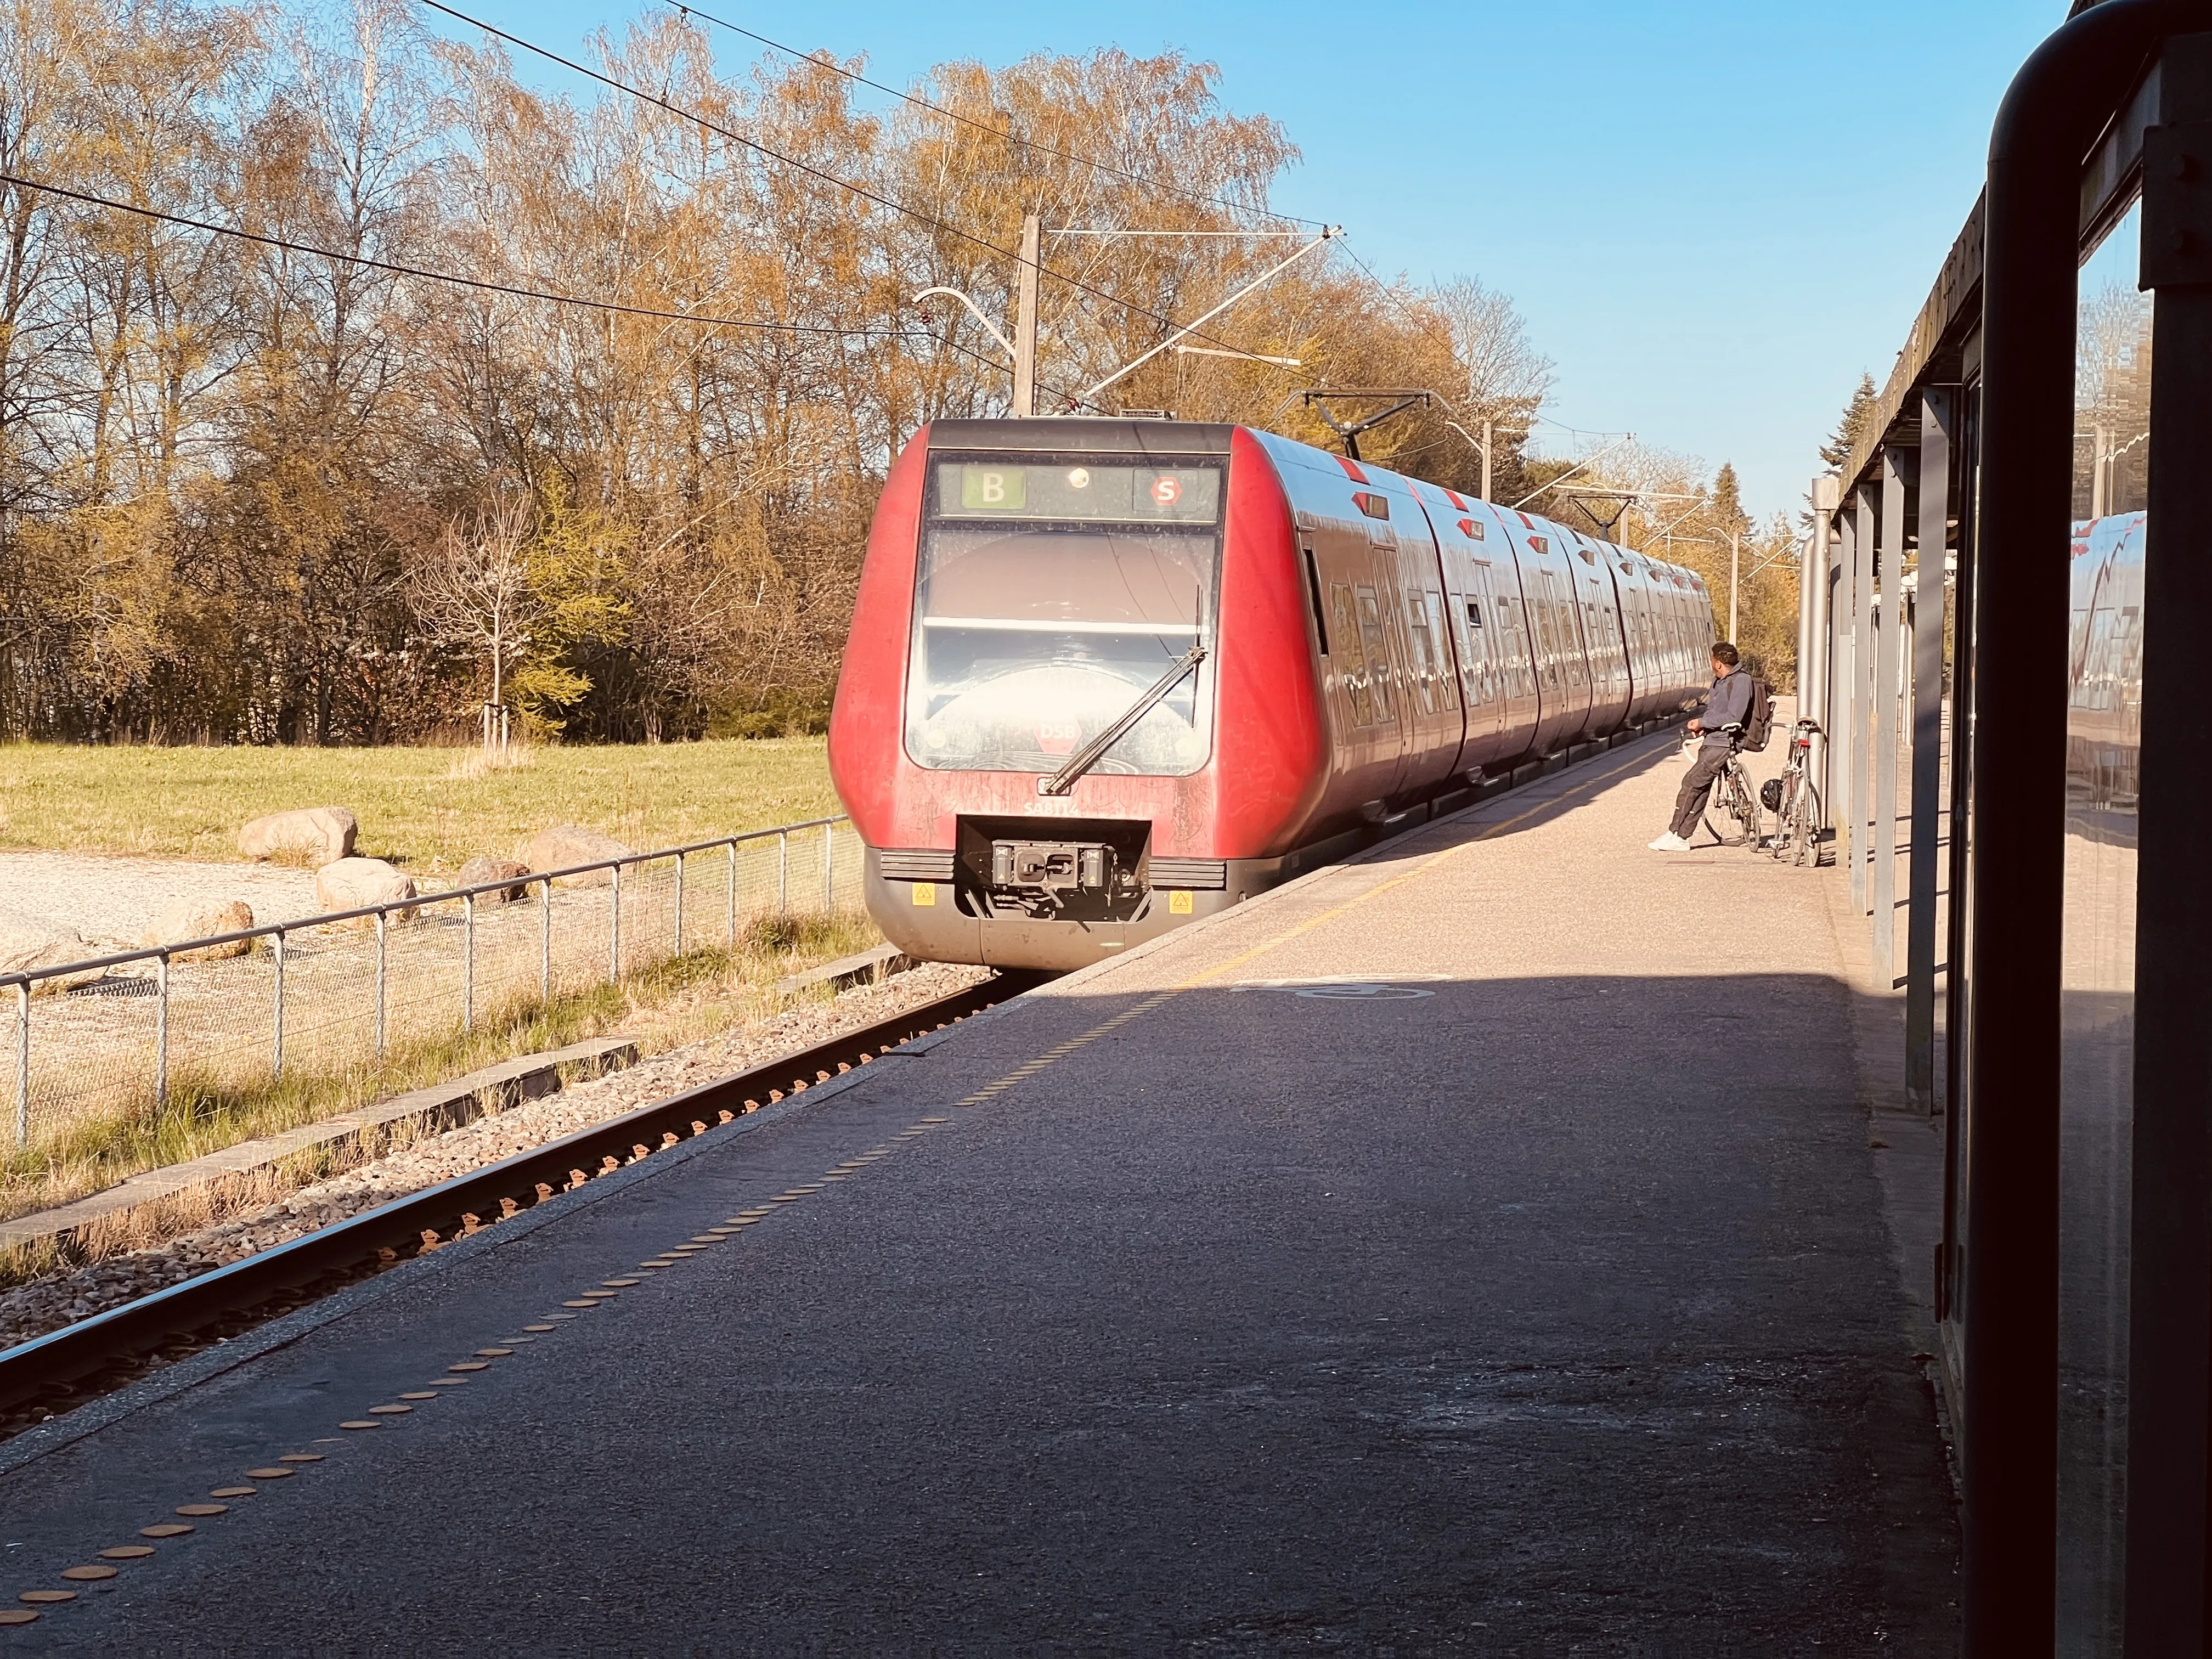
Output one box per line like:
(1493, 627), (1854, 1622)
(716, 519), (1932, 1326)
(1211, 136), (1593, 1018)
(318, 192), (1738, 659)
(939, 739), (1666, 1109)
(0, 738), (1675, 1622)
(1176, 740), (1666, 991)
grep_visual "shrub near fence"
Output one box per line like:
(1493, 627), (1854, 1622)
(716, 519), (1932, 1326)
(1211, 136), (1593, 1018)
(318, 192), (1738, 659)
(2, 817), (865, 1153)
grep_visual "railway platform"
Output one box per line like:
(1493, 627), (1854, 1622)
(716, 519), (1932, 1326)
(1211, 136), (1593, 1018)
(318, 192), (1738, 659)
(0, 725), (1958, 1652)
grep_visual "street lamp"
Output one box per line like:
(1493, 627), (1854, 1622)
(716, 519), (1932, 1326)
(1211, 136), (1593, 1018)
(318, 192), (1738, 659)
(1667, 528), (1748, 641)
(1443, 418), (1496, 503)
(913, 220), (1335, 417)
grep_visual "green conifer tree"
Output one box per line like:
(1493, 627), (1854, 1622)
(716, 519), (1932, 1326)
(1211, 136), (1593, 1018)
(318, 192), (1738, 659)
(1820, 373), (1879, 471)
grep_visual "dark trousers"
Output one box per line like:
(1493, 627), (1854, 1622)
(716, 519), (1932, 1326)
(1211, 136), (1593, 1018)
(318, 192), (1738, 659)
(1671, 744), (1731, 839)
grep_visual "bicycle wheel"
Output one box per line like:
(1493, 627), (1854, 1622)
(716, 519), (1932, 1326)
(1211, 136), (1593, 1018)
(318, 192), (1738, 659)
(1769, 772), (1799, 860)
(1797, 782), (1825, 866)
(1720, 764), (1757, 847)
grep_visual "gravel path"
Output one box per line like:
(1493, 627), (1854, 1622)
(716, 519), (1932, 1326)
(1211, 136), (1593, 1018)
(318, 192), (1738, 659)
(0, 852), (320, 952)
(0, 960), (992, 1355)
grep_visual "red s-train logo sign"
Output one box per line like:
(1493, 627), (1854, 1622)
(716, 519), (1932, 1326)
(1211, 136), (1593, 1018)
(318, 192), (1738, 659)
(1037, 717), (1081, 754)
(1151, 475), (1181, 507)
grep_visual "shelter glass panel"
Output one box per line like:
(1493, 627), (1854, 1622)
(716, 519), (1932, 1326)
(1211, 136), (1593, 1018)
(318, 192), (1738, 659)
(2056, 199), (2149, 1657)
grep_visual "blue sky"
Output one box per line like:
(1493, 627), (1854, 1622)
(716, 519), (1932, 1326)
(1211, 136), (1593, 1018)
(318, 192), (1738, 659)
(430, 0), (2061, 516)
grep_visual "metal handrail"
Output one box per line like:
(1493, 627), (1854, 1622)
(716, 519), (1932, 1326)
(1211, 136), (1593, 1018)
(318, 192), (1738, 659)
(0, 816), (853, 990)
(5, 812), (857, 1146)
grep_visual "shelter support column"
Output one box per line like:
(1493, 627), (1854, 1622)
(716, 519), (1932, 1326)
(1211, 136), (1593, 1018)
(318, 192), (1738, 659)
(1797, 491), (1815, 718)
(1875, 453), (1906, 964)
(1805, 476), (1841, 813)
(1833, 509), (1858, 887)
(1907, 390), (1955, 1115)
(2125, 31), (2212, 1644)
(1851, 486), (1877, 913)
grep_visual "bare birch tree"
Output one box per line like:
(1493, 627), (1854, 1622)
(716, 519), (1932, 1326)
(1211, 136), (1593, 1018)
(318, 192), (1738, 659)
(409, 487), (534, 751)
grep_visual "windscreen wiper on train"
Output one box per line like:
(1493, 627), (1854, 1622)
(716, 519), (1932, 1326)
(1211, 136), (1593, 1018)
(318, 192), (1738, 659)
(1037, 643), (1207, 797)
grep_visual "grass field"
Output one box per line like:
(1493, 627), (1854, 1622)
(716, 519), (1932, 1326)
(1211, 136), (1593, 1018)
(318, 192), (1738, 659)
(0, 738), (842, 872)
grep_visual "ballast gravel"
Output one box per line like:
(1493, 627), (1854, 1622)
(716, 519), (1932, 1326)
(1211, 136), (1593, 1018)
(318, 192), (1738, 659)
(0, 960), (991, 1356)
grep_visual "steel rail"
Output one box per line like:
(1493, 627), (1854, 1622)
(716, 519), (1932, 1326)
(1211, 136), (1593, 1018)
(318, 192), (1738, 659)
(0, 973), (1042, 1422)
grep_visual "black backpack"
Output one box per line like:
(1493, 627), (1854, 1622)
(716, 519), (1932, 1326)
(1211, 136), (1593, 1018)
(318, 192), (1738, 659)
(1738, 675), (1775, 752)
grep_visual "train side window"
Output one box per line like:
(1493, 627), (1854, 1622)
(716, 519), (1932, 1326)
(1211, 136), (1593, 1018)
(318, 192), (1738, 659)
(1354, 586), (1393, 720)
(1534, 602), (1560, 685)
(1453, 591), (1491, 704)
(1559, 603), (1584, 685)
(1303, 549), (1329, 655)
(1424, 590), (1457, 710)
(1330, 582), (1370, 725)
(1404, 586), (1439, 715)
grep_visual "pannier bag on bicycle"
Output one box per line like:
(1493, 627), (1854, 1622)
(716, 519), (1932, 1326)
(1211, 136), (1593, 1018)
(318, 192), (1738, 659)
(1759, 776), (1785, 812)
(1737, 675), (1775, 752)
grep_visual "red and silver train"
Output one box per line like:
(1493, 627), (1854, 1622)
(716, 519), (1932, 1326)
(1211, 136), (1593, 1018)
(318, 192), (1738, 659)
(828, 419), (1717, 969)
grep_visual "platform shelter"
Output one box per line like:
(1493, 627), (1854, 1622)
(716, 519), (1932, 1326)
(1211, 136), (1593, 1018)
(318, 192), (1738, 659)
(1797, 6), (2212, 1647)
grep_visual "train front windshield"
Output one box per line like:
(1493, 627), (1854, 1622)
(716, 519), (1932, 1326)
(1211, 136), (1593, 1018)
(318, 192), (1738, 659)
(905, 456), (1223, 775)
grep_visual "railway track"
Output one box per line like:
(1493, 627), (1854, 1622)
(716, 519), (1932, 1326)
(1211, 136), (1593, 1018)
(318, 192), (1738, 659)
(0, 971), (1043, 1433)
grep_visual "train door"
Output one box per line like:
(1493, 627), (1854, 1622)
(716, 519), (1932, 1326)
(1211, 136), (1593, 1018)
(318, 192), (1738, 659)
(1672, 579), (1690, 690)
(1407, 483), (1497, 779)
(1304, 516), (1407, 807)
(1604, 549), (1644, 723)
(1516, 552), (1561, 751)
(1508, 532), (1556, 753)
(1512, 520), (1592, 752)
(1650, 562), (1681, 710)
(1657, 573), (1689, 695)
(1555, 561), (1595, 743)
(1633, 558), (1667, 717)
(1465, 558), (1532, 768)
(1616, 554), (1652, 722)
(1645, 561), (1685, 713)
(1572, 535), (1632, 736)
(1384, 501), (1464, 799)
(1493, 562), (1541, 765)
(1438, 549), (1491, 724)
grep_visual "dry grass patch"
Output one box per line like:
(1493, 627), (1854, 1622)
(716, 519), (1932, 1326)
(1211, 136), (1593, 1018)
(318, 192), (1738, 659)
(0, 736), (839, 872)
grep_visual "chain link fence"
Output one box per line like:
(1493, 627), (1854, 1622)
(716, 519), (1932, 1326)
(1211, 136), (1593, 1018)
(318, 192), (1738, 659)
(3, 817), (865, 1152)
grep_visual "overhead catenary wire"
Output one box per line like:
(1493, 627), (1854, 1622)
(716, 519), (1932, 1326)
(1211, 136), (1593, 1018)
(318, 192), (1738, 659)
(1336, 244), (1624, 451)
(1341, 243), (1464, 365)
(420, 0), (1281, 380)
(663, 1), (1331, 232)
(0, 167), (1021, 380)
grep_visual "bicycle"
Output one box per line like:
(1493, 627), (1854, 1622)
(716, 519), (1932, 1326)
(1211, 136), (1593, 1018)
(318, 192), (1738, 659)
(1698, 723), (1762, 848)
(1760, 718), (1826, 866)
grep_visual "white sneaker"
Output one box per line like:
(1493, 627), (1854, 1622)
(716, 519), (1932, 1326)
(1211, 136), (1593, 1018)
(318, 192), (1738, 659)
(1647, 832), (1692, 851)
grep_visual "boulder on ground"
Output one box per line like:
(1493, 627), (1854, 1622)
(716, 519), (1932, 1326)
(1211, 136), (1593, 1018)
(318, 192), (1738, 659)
(314, 857), (417, 928)
(0, 908), (102, 990)
(239, 806), (357, 868)
(456, 855), (533, 904)
(140, 898), (256, 960)
(522, 824), (634, 888)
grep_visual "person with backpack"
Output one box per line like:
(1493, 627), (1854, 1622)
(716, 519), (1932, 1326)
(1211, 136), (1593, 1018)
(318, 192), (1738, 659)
(1648, 642), (1765, 851)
